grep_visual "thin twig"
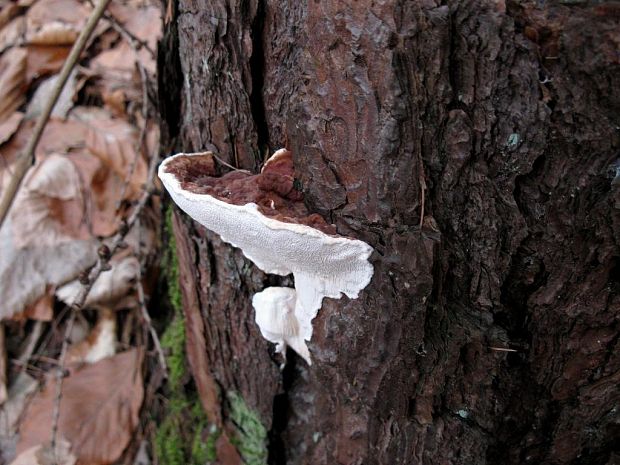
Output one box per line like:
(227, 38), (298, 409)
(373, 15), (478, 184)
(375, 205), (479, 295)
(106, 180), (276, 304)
(16, 321), (45, 367)
(0, 323), (7, 404)
(49, 149), (161, 462)
(489, 346), (519, 353)
(136, 259), (168, 378)
(49, 312), (76, 464)
(212, 153), (252, 175)
(0, 0), (113, 230)
(134, 204), (167, 377)
(98, 5), (156, 59)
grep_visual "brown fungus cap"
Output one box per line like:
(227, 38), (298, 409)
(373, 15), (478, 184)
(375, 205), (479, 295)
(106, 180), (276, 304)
(163, 149), (336, 235)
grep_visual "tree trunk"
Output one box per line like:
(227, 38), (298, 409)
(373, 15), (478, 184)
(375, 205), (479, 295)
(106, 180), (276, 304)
(158, 1), (620, 464)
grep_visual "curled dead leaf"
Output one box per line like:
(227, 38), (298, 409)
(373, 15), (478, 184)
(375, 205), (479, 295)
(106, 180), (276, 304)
(10, 438), (77, 465)
(11, 285), (54, 321)
(0, 1), (19, 30)
(82, 110), (145, 188)
(0, 373), (38, 437)
(17, 349), (144, 465)
(66, 307), (116, 365)
(0, 111), (23, 146)
(0, 47), (27, 123)
(11, 153), (90, 247)
(94, 5), (160, 74)
(0, 215), (97, 320)
(0, 16), (26, 53)
(26, 44), (70, 82)
(26, 69), (80, 119)
(25, 0), (89, 45)
(56, 255), (139, 309)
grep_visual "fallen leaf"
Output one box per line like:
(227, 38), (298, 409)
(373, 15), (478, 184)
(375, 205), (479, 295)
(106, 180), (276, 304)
(17, 349), (144, 465)
(0, 1), (19, 30)
(132, 440), (150, 465)
(84, 114), (146, 194)
(0, 15), (25, 53)
(10, 438), (77, 465)
(66, 307), (116, 365)
(0, 111), (23, 146)
(96, 4), (160, 74)
(0, 372), (39, 437)
(0, 214), (97, 320)
(56, 255), (139, 308)
(12, 285), (54, 321)
(26, 69), (80, 119)
(11, 153), (91, 247)
(26, 44), (70, 82)
(25, 0), (89, 45)
(0, 47), (27, 123)
(87, 5), (160, 116)
(0, 148), (98, 319)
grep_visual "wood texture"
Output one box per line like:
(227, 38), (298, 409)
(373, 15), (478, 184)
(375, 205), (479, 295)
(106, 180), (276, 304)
(159, 1), (620, 463)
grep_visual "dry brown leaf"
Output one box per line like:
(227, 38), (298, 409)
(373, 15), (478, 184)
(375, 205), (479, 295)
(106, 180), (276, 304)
(102, 87), (127, 117)
(11, 153), (90, 247)
(0, 218), (97, 320)
(1, 133), (99, 320)
(26, 44), (70, 82)
(102, 4), (160, 71)
(12, 286), (54, 321)
(27, 69), (80, 119)
(0, 47), (27, 122)
(25, 0), (89, 45)
(2, 109), (144, 239)
(0, 1), (19, 30)
(0, 373), (38, 437)
(89, 4), (161, 107)
(0, 16), (25, 53)
(66, 307), (116, 365)
(2, 118), (87, 160)
(10, 438), (77, 465)
(56, 255), (139, 309)
(83, 114), (146, 192)
(17, 349), (144, 465)
(0, 111), (23, 146)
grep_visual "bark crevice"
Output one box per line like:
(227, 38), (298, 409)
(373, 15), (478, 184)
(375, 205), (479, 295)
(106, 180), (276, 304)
(267, 354), (297, 465)
(249, 0), (269, 159)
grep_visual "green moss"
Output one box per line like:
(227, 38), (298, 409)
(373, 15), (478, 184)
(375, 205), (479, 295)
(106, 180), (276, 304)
(228, 392), (268, 465)
(192, 421), (218, 463)
(161, 313), (186, 391)
(202, 425), (219, 462)
(161, 205), (187, 391)
(155, 414), (186, 465)
(164, 206), (183, 313)
(155, 395), (214, 465)
(155, 206), (217, 464)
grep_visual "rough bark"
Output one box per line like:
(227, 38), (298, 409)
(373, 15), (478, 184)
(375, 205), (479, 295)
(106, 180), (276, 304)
(158, 1), (620, 464)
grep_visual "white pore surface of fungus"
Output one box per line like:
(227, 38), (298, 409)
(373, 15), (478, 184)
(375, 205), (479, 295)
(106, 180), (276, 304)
(159, 151), (374, 364)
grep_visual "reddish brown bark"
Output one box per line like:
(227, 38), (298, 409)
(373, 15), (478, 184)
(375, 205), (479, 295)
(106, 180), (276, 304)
(158, 1), (620, 464)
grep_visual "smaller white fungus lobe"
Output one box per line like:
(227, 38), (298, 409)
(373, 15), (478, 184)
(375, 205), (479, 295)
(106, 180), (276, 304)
(252, 287), (311, 365)
(159, 150), (374, 364)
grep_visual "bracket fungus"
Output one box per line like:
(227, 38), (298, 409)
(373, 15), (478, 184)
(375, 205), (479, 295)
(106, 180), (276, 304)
(158, 149), (373, 364)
